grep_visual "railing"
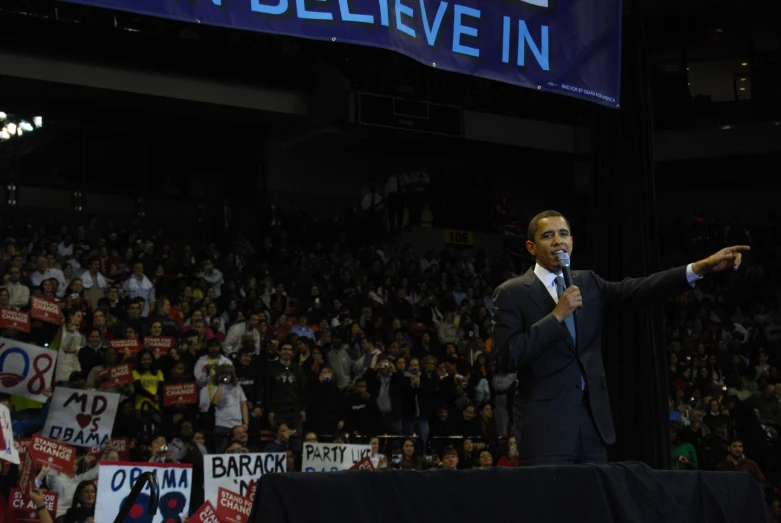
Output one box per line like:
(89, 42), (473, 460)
(113, 471), (160, 523)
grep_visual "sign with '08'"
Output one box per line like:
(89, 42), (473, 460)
(0, 337), (56, 403)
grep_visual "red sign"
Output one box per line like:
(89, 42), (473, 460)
(0, 309), (30, 332)
(216, 487), (253, 523)
(109, 338), (142, 355)
(144, 336), (175, 357)
(89, 437), (130, 461)
(29, 435), (76, 474)
(29, 297), (61, 324)
(17, 454), (33, 491)
(162, 382), (198, 406)
(349, 456), (375, 470)
(15, 439), (30, 460)
(99, 364), (134, 390)
(10, 488), (58, 523)
(189, 501), (219, 523)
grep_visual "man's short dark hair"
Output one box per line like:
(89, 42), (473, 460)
(527, 210), (569, 242)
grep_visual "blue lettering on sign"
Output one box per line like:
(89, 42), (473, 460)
(60, 0), (621, 107)
(305, 467), (340, 472)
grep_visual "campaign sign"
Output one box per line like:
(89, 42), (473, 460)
(302, 442), (371, 472)
(60, 0), (623, 107)
(42, 387), (120, 448)
(94, 461), (192, 523)
(0, 337), (56, 402)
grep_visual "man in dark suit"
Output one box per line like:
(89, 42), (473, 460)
(491, 210), (748, 466)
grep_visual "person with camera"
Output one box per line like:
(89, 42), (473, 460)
(148, 434), (178, 463)
(199, 364), (249, 454)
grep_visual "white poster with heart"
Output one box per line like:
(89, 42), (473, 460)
(42, 387), (120, 448)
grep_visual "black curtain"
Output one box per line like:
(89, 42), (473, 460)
(576, 15), (671, 469)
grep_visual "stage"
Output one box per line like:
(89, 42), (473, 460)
(252, 461), (772, 523)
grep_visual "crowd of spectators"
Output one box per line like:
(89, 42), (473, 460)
(0, 207), (779, 522)
(0, 213), (522, 522)
(664, 214), (781, 520)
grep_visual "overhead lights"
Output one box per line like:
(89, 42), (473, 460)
(6, 122), (16, 135)
(19, 121), (33, 132)
(741, 62), (748, 67)
(720, 125), (732, 130)
(33, 116), (42, 128)
(0, 112), (6, 121)
(0, 130), (9, 140)
(739, 87), (746, 91)
(740, 78), (747, 82)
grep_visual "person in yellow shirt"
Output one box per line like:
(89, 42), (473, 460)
(133, 349), (165, 415)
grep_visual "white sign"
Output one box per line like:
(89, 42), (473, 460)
(95, 461), (193, 523)
(301, 442), (371, 472)
(42, 387), (119, 448)
(0, 404), (20, 464)
(203, 453), (286, 507)
(0, 337), (57, 402)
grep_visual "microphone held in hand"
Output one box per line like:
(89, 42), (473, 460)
(557, 252), (573, 288)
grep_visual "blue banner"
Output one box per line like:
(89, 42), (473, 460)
(62, 0), (622, 108)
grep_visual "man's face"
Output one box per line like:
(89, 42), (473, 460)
(232, 427), (248, 444)
(526, 216), (573, 273)
(443, 453), (459, 469)
(133, 263), (144, 277)
(240, 352), (253, 366)
(729, 441), (743, 458)
(8, 267), (20, 283)
(280, 345), (293, 361)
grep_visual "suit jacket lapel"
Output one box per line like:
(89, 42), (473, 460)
(521, 268), (575, 352)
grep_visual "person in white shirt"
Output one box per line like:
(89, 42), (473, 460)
(223, 312), (262, 355)
(122, 261), (155, 317)
(2, 265), (30, 308)
(29, 256), (66, 298)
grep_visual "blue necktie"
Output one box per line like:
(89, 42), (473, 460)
(555, 276), (586, 391)
(554, 276), (577, 344)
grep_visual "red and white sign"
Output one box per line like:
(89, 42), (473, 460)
(189, 501), (219, 523)
(109, 338), (142, 355)
(29, 435), (76, 473)
(216, 487), (253, 523)
(99, 364), (134, 390)
(162, 382), (197, 406)
(0, 309), (30, 332)
(349, 456), (375, 470)
(10, 488), (58, 523)
(30, 297), (61, 324)
(15, 438), (31, 460)
(17, 453), (33, 490)
(0, 338), (57, 403)
(88, 437), (130, 461)
(145, 336), (175, 357)
(1, 403), (19, 464)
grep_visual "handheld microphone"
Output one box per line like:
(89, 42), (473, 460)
(557, 252), (573, 288)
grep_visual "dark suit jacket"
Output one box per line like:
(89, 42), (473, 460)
(491, 265), (690, 459)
